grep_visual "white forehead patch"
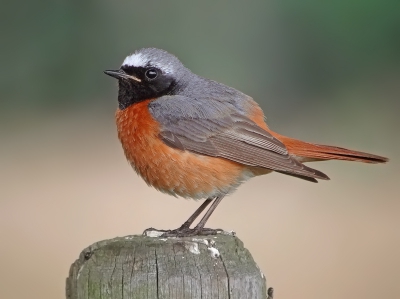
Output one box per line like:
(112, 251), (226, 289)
(122, 53), (147, 68)
(122, 53), (174, 74)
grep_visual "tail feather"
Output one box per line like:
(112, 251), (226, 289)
(297, 144), (388, 164)
(270, 133), (388, 164)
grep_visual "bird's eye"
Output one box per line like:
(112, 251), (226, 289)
(145, 68), (158, 80)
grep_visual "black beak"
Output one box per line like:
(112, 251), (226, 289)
(104, 69), (126, 80)
(104, 69), (142, 82)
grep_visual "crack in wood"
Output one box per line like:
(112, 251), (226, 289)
(66, 235), (268, 299)
(219, 253), (231, 299)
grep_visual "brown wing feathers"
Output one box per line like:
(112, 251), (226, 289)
(150, 95), (386, 183)
(155, 102), (330, 182)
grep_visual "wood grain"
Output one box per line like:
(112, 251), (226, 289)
(66, 234), (268, 299)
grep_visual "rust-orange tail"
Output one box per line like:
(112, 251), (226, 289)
(270, 133), (388, 164)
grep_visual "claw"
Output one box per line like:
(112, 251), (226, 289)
(143, 227), (225, 238)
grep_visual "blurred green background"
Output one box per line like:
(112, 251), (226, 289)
(1, 1), (399, 299)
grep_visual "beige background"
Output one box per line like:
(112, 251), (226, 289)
(1, 88), (398, 299)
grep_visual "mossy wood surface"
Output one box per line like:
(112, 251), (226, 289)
(66, 234), (267, 299)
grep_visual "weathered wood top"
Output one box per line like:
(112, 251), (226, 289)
(66, 234), (270, 299)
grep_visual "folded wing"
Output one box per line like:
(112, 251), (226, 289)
(149, 95), (329, 182)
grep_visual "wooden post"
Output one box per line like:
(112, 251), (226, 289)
(66, 234), (272, 299)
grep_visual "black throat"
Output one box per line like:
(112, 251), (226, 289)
(117, 80), (140, 110)
(117, 78), (178, 110)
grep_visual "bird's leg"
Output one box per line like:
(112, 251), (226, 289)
(157, 196), (226, 237)
(192, 195), (225, 235)
(177, 197), (214, 230)
(143, 197), (214, 237)
(144, 195), (227, 237)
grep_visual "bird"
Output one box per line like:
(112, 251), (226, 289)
(104, 48), (388, 237)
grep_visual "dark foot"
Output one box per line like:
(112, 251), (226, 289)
(143, 226), (224, 237)
(162, 227), (224, 237)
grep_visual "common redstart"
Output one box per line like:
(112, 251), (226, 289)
(104, 48), (388, 237)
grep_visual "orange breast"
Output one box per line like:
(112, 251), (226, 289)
(115, 99), (250, 199)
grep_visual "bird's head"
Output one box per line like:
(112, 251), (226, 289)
(104, 48), (188, 110)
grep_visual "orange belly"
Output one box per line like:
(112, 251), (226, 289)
(115, 99), (253, 199)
